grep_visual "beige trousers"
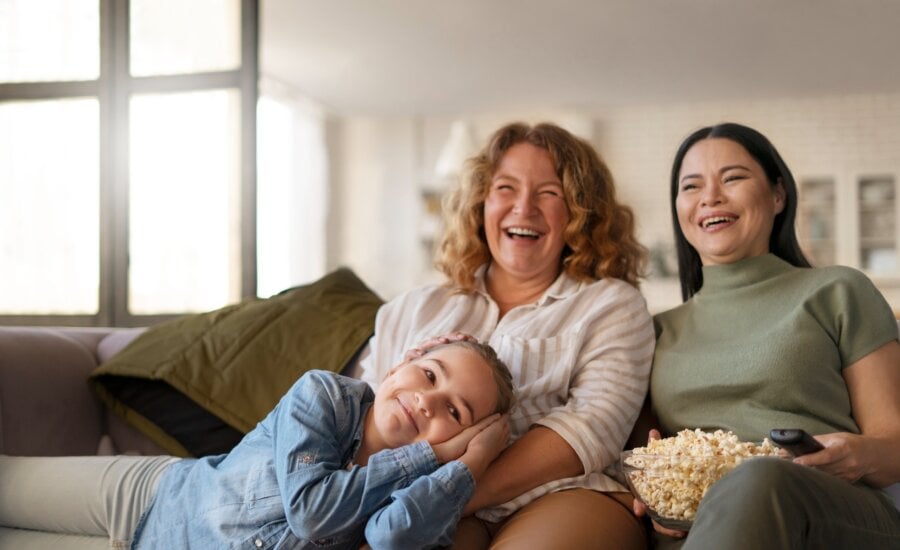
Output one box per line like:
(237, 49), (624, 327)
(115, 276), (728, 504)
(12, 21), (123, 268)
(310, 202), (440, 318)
(0, 455), (178, 549)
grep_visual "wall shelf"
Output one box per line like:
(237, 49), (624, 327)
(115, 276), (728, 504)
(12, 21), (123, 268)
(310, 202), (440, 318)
(798, 174), (899, 277)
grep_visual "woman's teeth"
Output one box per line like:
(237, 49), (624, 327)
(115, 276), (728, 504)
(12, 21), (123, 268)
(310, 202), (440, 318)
(507, 227), (539, 238)
(702, 216), (735, 229)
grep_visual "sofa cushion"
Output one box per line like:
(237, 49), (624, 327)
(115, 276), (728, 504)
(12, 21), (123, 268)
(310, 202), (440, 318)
(89, 267), (383, 457)
(0, 328), (107, 456)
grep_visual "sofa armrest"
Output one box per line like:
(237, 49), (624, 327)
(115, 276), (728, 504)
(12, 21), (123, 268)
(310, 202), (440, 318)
(0, 327), (116, 456)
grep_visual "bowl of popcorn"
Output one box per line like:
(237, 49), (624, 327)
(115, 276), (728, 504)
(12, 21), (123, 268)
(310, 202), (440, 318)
(620, 429), (784, 530)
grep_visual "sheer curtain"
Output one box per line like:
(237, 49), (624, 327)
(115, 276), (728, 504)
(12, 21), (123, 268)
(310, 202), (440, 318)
(257, 80), (328, 298)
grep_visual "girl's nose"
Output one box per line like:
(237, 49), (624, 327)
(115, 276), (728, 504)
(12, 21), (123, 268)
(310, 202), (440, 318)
(415, 391), (434, 418)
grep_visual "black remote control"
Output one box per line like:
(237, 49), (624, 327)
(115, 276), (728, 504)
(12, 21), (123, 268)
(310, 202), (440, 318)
(769, 429), (825, 457)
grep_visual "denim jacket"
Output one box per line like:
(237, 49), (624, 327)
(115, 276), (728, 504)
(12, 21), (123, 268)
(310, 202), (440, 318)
(133, 370), (475, 549)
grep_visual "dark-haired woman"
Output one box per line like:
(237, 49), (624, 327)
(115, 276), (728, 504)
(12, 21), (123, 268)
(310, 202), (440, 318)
(640, 122), (900, 549)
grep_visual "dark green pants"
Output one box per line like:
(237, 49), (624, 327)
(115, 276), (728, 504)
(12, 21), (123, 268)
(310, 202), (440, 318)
(653, 457), (900, 550)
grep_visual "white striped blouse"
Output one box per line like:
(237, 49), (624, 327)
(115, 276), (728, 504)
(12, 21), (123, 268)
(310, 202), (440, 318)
(359, 266), (655, 522)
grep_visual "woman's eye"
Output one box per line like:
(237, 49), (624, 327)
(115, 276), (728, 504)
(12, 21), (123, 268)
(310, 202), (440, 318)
(423, 369), (435, 383)
(448, 404), (460, 422)
(539, 185), (564, 197)
(724, 174), (747, 183)
(680, 183), (698, 192)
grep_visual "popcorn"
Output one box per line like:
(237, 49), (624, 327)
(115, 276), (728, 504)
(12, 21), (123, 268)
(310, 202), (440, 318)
(623, 429), (783, 521)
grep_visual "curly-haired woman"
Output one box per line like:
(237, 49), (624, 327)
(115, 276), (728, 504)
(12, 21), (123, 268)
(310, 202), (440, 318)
(359, 122), (655, 549)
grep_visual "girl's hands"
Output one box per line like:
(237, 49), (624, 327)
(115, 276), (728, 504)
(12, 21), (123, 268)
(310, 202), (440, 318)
(431, 413), (504, 465)
(403, 332), (478, 362)
(458, 414), (510, 481)
(630, 429), (688, 539)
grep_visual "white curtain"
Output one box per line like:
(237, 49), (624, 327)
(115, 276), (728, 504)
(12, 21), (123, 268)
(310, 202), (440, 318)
(257, 80), (329, 297)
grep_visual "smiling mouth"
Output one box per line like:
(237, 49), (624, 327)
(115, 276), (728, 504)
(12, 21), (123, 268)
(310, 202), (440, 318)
(505, 226), (541, 239)
(397, 398), (419, 433)
(701, 216), (737, 229)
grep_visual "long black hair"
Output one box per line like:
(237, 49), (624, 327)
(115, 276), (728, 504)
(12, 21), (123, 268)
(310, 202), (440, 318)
(670, 122), (811, 301)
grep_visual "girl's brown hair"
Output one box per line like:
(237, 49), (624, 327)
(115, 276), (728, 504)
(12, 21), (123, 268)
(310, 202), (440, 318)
(436, 122), (646, 291)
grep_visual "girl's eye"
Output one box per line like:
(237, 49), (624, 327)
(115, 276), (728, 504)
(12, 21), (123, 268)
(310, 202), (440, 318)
(423, 369), (435, 383)
(448, 404), (460, 422)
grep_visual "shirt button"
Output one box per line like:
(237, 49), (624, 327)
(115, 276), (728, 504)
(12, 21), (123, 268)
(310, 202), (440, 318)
(255, 539), (263, 548)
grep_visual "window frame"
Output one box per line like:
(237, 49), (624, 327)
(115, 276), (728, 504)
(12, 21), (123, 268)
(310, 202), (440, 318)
(0, 0), (258, 327)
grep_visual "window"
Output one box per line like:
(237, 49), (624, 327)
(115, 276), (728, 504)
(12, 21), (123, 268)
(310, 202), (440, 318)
(0, 0), (258, 326)
(0, 97), (100, 314)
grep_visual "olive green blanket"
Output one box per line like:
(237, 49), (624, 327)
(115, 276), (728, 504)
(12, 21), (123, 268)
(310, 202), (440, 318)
(90, 268), (383, 457)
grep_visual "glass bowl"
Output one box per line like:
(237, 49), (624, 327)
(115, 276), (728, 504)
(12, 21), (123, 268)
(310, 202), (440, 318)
(619, 450), (759, 531)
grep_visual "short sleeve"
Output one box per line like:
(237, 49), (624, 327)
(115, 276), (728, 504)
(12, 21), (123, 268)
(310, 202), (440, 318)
(813, 267), (898, 367)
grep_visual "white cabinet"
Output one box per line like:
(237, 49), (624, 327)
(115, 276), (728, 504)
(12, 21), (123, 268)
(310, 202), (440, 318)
(857, 176), (898, 274)
(798, 174), (899, 277)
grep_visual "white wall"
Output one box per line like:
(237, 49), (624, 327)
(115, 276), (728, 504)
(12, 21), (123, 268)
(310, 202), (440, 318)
(328, 117), (423, 299)
(326, 93), (900, 313)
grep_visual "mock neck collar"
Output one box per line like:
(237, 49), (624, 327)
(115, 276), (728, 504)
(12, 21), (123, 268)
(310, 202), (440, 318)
(699, 254), (791, 294)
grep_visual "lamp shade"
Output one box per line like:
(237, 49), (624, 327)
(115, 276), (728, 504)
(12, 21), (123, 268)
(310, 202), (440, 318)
(434, 120), (476, 181)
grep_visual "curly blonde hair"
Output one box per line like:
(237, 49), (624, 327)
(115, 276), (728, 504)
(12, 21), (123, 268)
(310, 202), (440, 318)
(436, 122), (646, 291)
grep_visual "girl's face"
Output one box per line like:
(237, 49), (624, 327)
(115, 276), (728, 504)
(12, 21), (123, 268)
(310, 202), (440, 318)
(676, 138), (785, 266)
(482, 142), (570, 285)
(371, 345), (498, 448)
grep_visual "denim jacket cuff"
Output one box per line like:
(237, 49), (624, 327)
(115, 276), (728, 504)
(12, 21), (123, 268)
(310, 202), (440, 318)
(436, 460), (475, 508)
(396, 440), (439, 481)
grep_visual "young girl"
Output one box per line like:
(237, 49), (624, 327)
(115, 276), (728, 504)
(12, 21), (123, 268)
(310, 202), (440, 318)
(0, 340), (515, 549)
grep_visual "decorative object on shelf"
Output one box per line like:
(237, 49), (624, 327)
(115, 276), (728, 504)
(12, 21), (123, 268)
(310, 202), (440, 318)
(860, 178), (895, 203)
(648, 240), (677, 279)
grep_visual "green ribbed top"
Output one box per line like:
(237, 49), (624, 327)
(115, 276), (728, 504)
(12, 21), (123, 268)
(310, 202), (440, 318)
(652, 254), (897, 442)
